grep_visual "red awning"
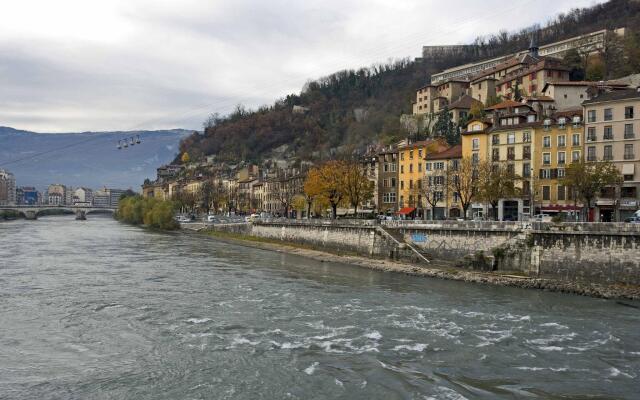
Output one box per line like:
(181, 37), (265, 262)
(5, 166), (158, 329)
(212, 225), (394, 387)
(397, 207), (416, 215)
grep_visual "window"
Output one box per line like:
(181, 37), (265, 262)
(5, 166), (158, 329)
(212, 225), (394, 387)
(557, 135), (566, 147)
(383, 179), (389, 188)
(400, 152), (404, 161)
(523, 163), (531, 178)
(492, 148), (500, 162)
(558, 117), (567, 128)
(472, 138), (479, 150)
(383, 163), (389, 172)
(624, 144), (634, 160)
(543, 136), (551, 148)
(451, 160), (459, 171)
(557, 168), (565, 178)
(390, 163), (397, 172)
(435, 191), (444, 202)
(507, 132), (515, 144)
(434, 162), (445, 170)
(603, 145), (613, 161)
(558, 185), (566, 201)
(622, 187), (637, 198)
(523, 145), (531, 160)
(418, 149), (423, 158)
(409, 180), (413, 189)
(587, 127), (596, 141)
(472, 153), (479, 164)
(400, 165), (404, 173)
(400, 181), (404, 190)
(507, 164), (515, 175)
(523, 131), (531, 143)
(409, 150), (414, 159)
(492, 134), (500, 145)
(604, 126), (613, 140)
(625, 124), (634, 139)
(417, 179), (422, 189)
(426, 162), (432, 171)
(391, 178), (396, 187)
(572, 134), (580, 146)
(507, 147), (515, 161)
(543, 153), (551, 165)
(383, 192), (397, 203)
(587, 110), (596, 123)
(625, 106), (634, 119)
(409, 164), (413, 173)
(434, 176), (445, 185)
(557, 151), (566, 165)
(542, 186), (550, 200)
(572, 150), (581, 162)
(418, 163), (422, 172)
(604, 108), (613, 121)
(587, 146), (596, 161)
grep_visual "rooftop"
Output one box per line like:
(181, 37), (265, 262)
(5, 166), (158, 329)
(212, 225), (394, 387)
(448, 94), (483, 110)
(582, 88), (640, 104)
(428, 144), (462, 160)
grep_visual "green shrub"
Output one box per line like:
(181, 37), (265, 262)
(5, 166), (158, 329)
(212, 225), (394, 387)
(116, 195), (178, 230)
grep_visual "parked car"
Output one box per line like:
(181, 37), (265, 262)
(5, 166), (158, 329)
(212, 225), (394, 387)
(175, 215), (191, 223)
(204, 215), (217, 223)
(624, 216), (640, 223)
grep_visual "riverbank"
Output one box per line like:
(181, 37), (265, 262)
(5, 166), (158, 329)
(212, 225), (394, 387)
(203, 229), (640, 301)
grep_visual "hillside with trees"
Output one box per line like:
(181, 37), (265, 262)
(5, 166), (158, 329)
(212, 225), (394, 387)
(179, 0), (640, 164)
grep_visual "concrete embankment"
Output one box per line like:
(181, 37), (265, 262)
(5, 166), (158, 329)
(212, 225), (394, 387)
(195, 220), (640, 300)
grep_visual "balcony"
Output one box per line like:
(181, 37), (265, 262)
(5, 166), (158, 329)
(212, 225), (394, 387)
(625, 132), (635, 139)
(603, 154), (614, 161)
(507, 153), (515, 161)
(624, 153), (635, 160)
(523, 152), (531, 160)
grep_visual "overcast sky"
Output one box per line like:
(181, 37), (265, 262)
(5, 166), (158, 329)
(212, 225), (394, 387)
(1, 0), (604, 133)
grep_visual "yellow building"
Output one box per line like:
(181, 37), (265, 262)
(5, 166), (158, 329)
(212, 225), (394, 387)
(397, 138), (448, 216)
(462, 119), (492, 163)
(533, 110), (584, 216)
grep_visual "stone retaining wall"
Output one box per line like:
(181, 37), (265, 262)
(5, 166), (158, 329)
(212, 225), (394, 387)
(210, 221), (640, 286)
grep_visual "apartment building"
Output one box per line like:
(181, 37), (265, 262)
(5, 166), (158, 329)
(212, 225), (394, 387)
(0, 169), (16, 205)
(413, 80), (469, 116)
(397, 138), (449, 217)
(47, 184), (67, 206)
(424, 144), (463, 219)
(377, 146), (399, 214)
(534, 111), (584, 216)
(361, 153), (378, 211)
(583, 88), (640, 221)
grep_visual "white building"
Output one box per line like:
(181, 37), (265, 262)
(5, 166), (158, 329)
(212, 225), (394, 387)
(73, 187), (93, 204)
(0, 169), (16, 205)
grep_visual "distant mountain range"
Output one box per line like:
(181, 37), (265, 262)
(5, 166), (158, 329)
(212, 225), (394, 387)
(0, 126), (191, 191)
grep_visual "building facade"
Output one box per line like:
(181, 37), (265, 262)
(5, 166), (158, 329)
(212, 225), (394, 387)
(583, 88), (640, 221)
(0, 169), (16, 205)
(47, 184), (67, 206)
(376, 146), (399, 214)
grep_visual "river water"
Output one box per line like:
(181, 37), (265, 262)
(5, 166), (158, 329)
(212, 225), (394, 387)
(1, 217), (639, 399)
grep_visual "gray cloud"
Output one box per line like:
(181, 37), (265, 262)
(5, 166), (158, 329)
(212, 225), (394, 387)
(0, 0), (602, 132)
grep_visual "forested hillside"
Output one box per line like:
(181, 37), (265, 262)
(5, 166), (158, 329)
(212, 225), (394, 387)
(179, 0), (640, 164)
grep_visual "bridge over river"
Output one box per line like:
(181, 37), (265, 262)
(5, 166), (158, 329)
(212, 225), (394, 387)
(0, 205), (116, 220)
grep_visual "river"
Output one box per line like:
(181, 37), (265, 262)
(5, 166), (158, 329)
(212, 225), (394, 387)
(1, 216), (639, 399)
